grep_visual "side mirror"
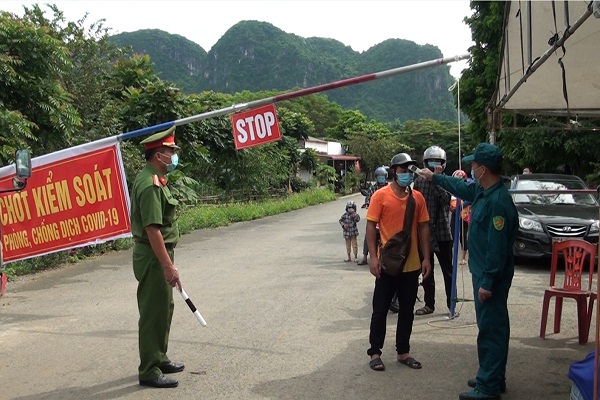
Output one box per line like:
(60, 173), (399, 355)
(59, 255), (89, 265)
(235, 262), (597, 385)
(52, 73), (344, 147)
(15, 149), (32, 180)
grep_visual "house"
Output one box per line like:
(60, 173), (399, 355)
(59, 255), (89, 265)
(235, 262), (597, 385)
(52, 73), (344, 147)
(297, 136), (361, 183)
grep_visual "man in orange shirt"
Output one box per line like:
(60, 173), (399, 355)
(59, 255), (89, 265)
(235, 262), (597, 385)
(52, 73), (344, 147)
(366, 153), (432, 372)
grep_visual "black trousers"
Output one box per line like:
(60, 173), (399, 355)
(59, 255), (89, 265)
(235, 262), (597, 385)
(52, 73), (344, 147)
(422, 240), (454, 310)
(367, 269), (420, 356)
(362, 229), (381, 257)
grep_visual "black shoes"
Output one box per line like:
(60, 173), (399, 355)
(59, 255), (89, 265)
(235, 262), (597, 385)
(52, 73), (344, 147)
(159, 361), (185, 374)
(459, 390), (500, 400)
(467, 378), (506, 393)
(139, 374), (178, 388)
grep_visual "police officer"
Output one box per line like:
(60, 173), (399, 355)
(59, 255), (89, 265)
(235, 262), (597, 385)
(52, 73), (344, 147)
(131, 126), (184, 388)
(418, 143), (518, 400)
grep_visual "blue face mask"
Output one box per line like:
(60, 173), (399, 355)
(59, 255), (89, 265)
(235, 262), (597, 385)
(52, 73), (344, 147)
(396, 172), (413, 187)
(376, 176), (386, 184)
(427, 161), (442, 170)
(160, 153), (179, 172)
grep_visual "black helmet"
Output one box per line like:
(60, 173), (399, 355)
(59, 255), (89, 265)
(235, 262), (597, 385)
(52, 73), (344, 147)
(374, 167), (387, 178)
(390, 153), (417, 168)
(346, 200), (357, 211)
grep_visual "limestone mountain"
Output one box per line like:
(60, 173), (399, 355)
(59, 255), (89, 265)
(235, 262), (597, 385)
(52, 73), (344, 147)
(110, 29), (208, 93)
(109, 21), (457, 123)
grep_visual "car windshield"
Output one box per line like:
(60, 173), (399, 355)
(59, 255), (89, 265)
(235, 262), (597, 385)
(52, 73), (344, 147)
(513, 179), (598, 206)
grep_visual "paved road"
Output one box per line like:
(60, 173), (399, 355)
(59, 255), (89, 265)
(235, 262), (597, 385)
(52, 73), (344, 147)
(0, 194), (594, 399)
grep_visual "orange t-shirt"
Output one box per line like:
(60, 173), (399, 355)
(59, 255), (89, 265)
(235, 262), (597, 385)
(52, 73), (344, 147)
(366, 185), (429, 272)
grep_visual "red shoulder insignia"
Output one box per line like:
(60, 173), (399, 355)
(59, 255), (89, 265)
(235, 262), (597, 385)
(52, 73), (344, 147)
(152, 175), (160, 187)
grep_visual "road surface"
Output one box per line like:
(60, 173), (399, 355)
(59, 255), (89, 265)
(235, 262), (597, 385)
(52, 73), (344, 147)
(0, 194), (593, 399)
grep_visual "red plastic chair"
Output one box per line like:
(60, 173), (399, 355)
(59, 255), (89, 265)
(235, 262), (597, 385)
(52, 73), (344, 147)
(540, 239), (597, 344)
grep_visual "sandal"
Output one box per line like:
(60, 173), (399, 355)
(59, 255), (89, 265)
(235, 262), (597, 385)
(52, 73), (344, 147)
(397, 356), (422, 369)
(369, 357), (385, 371)
(415, 306), (434, 316)
(344, 258), (352, 262)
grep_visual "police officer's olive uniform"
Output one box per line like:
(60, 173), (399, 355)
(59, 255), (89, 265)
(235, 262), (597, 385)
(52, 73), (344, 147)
(432, 144), (518, 399)
(130, 128), (180, 381)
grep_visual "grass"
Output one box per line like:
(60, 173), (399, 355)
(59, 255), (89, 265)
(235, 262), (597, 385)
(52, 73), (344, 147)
(2, 188), (336, 278)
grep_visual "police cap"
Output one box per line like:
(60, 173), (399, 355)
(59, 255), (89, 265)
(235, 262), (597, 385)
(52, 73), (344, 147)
(140, 126), (180, 150)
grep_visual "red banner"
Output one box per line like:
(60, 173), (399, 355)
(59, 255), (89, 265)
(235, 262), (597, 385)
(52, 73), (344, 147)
(0, 139), (131, 263)
(231, 104), (281, 150)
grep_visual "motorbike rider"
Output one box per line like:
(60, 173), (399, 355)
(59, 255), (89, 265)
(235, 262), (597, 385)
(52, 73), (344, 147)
(358, 166), (389, 265)
(413, 146), (454, 316)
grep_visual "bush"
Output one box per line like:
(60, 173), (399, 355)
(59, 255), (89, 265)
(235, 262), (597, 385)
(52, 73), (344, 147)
(342, 171), (363, 194)
(289, 176), (314, 193)
(177, 188), (335, 234)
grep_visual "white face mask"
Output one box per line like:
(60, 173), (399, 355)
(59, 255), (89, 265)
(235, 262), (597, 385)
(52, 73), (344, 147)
(471, 166), (484, 182)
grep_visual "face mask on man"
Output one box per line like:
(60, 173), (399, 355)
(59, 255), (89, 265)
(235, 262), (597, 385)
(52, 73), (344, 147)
(376, 176), (386, 184)
(159, 153), (179, 172)
(471, 165), (484, 183)
(396, 172), (413, 187)
(427, 161), (442, 171)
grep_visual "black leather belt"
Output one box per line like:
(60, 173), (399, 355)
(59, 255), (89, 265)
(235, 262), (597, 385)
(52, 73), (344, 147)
(134, 239), (176, 250)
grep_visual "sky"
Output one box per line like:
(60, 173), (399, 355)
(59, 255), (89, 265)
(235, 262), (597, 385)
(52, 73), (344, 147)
(2, 0), (473, 78)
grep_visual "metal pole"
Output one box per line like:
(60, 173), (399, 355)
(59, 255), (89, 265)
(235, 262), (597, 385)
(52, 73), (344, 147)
(450, 200), (462, 318)
(457, 78), (462, 171)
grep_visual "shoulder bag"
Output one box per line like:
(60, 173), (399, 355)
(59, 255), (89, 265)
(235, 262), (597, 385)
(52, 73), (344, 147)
(379, 188), (416, 277)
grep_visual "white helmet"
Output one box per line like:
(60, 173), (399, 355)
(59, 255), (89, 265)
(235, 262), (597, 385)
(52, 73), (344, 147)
(423, 146), (447, 171)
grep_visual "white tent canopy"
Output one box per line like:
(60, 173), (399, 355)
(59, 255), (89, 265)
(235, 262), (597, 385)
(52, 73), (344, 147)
(491, 1), (600, 120)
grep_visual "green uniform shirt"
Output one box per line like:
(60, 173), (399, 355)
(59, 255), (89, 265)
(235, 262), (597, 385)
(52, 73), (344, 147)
(433, 175), (518, 291)
(130, 165), (180, 244)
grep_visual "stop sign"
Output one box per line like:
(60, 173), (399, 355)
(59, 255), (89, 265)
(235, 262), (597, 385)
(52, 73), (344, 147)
(231, 104), (282, 150)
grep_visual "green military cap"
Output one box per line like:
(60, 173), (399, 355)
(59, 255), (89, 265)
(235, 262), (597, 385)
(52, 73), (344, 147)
(462, 143), (503, 169)
(140, 126), (180, 150)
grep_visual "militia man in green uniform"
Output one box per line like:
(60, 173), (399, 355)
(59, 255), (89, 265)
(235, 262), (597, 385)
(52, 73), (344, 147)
(131, 126), (184, 389)
(419, 143), (518, 400)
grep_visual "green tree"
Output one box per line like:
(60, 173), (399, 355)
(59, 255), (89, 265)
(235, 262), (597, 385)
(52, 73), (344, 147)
(299, 148), (320, 174)
(0, 7), (81, 160)
(346, 123), (402, 172)
(498, 125), (600, 177)
(394, 118), (462, 171)
(277, 107), (315, 140)
(326, 109), (367, 140)
(461, 1), (504, 142)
